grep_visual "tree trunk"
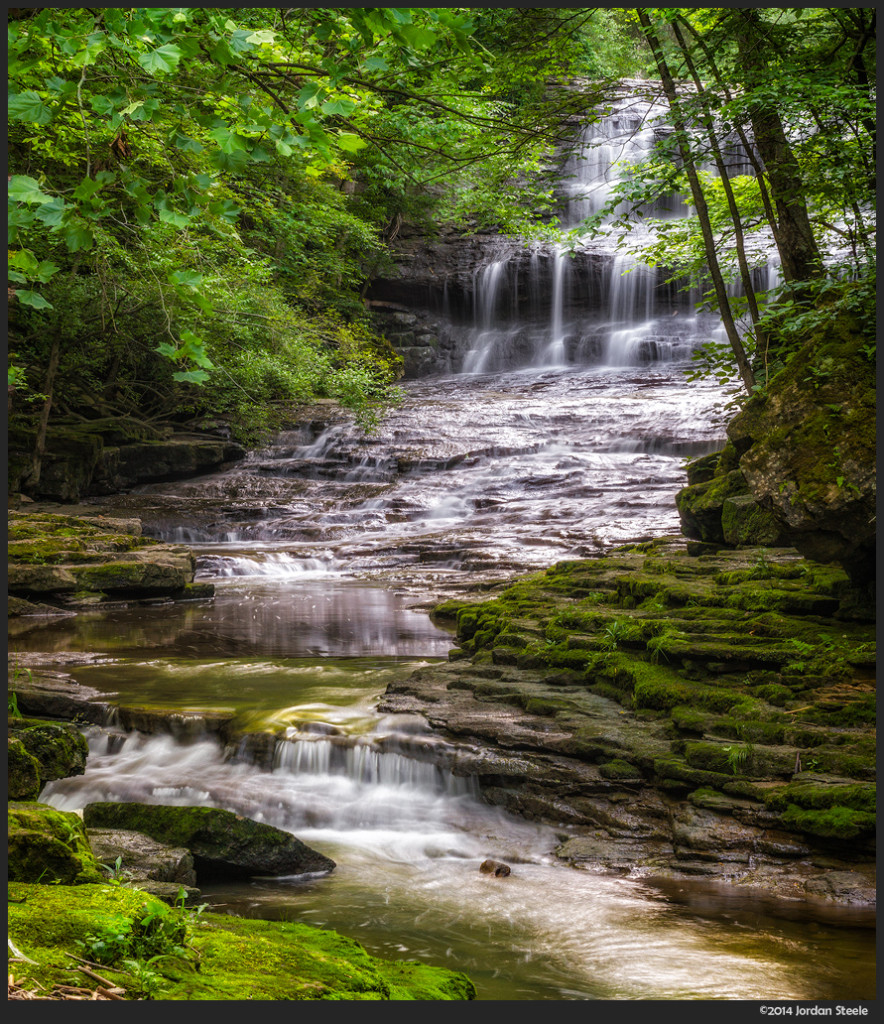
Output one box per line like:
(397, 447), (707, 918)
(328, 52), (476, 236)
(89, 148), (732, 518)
(731, 9), (823, 284)
(30, 337), (61, 487)
(636, 9), (755, 393)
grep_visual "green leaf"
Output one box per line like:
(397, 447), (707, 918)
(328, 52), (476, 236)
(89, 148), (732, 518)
(363, 56), (389, 72)
(174, 134), (204, 153)
(336, 133), (367, 153)
(158, 208), (192, 229)
(15, 289), (54, 309)
(8, 90), (52, 125)
(73, 178), (104, 201)
(208, 127), (248, 154)
(245, 29), (276, 45)
(61, 219), (95, 252)
(155, 342), (181, 360)
(9, 249), (40, 277)
(297, 85), (323, 111)
(321, 97), (356, 117)
(121, 100), (147, 119)
(138, 43), (183, 76)
(172, 369), (211, 384)
(398, 24), (437, 50)
(168, 269), (204, 288)
(8, 175), (54, 205)
(179, 330), (214, 368)
(10, 251), (60, 284)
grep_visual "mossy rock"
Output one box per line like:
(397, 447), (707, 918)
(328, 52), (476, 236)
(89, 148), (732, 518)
(721, 494), (790, 547)
(7, 882), (477, 1001)
(675, 468), (750, 544)
(8, 717), (89, 784)
(70, 560), (190, 594)
(779, 804), (875, 842)
(8, 802), (106, 884)
(684, 739), (797, 779)
(8, 736), (42, 800)
(763, 779), (875, 814)
(727, 316), (875, 583)
(82, 802), (336, 879)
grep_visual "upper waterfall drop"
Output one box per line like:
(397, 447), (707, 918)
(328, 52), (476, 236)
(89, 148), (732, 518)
(367, 83), (780, 380)
(430, 90), (732, 376)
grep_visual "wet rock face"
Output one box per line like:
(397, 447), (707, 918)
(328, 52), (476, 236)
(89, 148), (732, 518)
(87, 828), (198, 887)
(726, 318), (875, 584)
(8, 422), (245, 503)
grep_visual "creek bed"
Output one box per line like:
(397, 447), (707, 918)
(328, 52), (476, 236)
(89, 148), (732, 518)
(15, 363), (876, 1001)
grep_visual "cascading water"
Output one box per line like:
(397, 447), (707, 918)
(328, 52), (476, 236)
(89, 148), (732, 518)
(19, 86), (874, 1001)
(456, 91), (729, 376)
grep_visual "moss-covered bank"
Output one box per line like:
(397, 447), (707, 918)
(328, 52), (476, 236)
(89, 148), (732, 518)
(378, 537), (875, 899)
(7, 510), (213, 614)
(7, 881), (476, 1000)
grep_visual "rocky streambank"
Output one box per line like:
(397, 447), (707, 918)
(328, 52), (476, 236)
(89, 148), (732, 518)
(7, 701), (476, 1002)
(377, 537), (875, 906)
(8, 509), (213, 616)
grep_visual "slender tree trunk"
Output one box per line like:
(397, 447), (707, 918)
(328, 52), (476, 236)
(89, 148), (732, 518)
(730, 9), (823, 284)
(670, 18), (769, 378)
(675, 17), (786, 269)
(636, 9), (755, 392)
(31, 336), (60, 486)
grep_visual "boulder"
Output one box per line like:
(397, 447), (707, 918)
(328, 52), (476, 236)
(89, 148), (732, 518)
(479, 859), (511, 877)
(7, 717), (89, 786)
(82, 802), (336, 880)
(87, 827), (198, 887)
(727, 317), (875, 583)
(8, 737), (42, 800)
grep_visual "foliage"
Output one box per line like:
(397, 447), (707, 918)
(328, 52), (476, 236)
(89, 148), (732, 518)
(7, 7), (600, 441)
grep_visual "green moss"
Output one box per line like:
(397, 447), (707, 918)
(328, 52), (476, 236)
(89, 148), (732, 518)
(598, 758), (642, 781)
(751, 683), (794, 706)
(8, 718), (89, 784)
(8, 802), (106, 884)
(764, 781), (875, 814)
(779, 804), (875, 841)
(7, 736), (42, 800)
(7, 883), (477, 1001)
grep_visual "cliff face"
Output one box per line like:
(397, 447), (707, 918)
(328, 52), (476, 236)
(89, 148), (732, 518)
(677, 315), (875, 588)
(727, 317), (876, 585)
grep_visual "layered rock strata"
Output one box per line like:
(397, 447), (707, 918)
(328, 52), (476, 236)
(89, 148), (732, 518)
(377, 538), (875, 904)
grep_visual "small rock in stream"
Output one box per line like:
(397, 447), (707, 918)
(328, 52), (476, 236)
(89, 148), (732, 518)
(479, 859), (511, 877)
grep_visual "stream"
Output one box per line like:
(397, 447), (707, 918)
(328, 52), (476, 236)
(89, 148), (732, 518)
(13, 89), (876, 1001)
(15, 363), (876, 1001)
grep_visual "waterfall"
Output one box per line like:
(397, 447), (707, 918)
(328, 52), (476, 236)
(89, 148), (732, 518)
(273, 736), (477, 798)
(372, 88), (779, 378)
(445, 93), (724, 375)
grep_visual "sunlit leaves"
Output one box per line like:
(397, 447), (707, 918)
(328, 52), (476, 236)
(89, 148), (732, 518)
(7, 176), (55, 205)
(137, 43), (183, 76)
(336, 133), (367, 153)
